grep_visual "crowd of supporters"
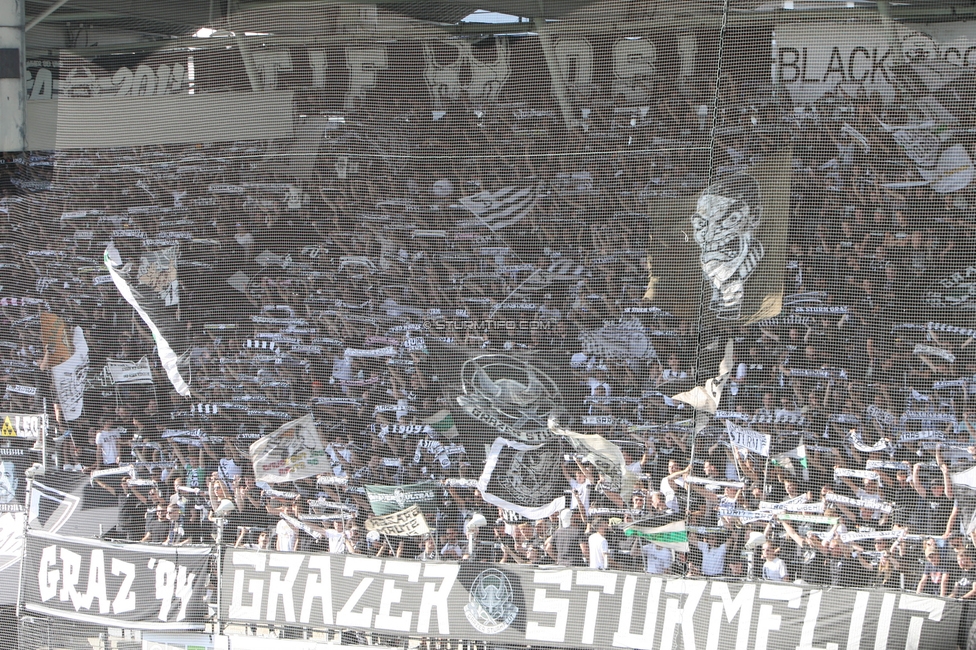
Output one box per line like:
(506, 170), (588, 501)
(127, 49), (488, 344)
(1, 48), (976, 645)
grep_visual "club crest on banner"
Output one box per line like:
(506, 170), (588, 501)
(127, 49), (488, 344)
(464, 568), (518, 635)
(457, 354), (562, 443)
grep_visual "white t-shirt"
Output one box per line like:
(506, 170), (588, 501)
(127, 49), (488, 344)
(762, 557), (789, 582)
(326, 528), (350, 554)
(697, 541), (727, 577)
(95, 429), (120, 466)
(276, 518), (298, 552)
(660, 476), (685, 512)
(588, 531), (609, 570)
(571, 478), (592, 514)
(643, 544), (673, 574)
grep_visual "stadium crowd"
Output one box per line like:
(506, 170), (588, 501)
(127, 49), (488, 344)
(1, 49), (976, 644)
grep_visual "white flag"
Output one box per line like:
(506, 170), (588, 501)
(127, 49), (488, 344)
(458, 183), (544, 230)
(250, 414), (330, 484)
(51, 327), (88, 421)
(672, 338), (735, 415)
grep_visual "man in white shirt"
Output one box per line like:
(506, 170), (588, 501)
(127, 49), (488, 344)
(275, 504), (299, 552)
(643, 543), (673, 574)
(697, 533), (728, 577)
(95, 421), (121, 468)
(325, 518), (352, 554)
(588, 518), (612, 570)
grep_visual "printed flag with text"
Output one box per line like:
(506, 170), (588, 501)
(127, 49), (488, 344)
(250, 413), (330, 483)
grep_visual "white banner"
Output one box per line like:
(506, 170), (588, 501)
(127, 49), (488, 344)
(834, 468), (880, 482)
(365, 505), (430, 537)
(726, 421), (771, 457)
(250, 413), (330, 484)
(51, 326), (88, 421)
(104, 357), (154, 385)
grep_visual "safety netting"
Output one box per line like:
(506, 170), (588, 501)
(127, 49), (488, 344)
(2, 1), (976, 649)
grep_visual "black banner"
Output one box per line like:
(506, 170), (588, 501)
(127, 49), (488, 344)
(221, 549), (960, 649)
(22, 531), (211, 630)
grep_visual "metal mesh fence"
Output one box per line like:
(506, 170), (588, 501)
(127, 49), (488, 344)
(3, 1), (976, 648)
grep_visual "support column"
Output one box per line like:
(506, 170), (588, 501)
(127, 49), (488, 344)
(0, 0), (25, 152)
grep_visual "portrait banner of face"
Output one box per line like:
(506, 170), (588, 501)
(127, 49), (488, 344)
(644, 148), (792, 326)
(0, 453), (26, 511)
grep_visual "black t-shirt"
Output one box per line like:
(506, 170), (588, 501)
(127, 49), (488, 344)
(118, 494), (146, 541)
(954, 568), (976, 598)
(145, 517), (169, 544)
(799, 547), (829, 585)
(914, 494), (953, 536)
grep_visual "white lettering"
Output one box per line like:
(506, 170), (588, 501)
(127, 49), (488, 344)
(266, 553), (304, 623)
(172, 564), (196, 622)
(661, 579), (705, 650)
(59, 548), (83, 609)
(842, 591), (870, 650)
(417, 563), (457, 635)
(38, 545), (58, 602)
(576, 570), (617, 644)
(153, 558), (177, 622)
(376, 560), (419, 632)
(299, 555), (333, 625)
(111, 558), (136, 614)
(755, 584), (803, 650)
(79, 549), (109, 614)
(612, 575), (661, 649)
(229, 551), (266, 620)
(706, 583), (754, 650)
(873, 592), (897, 650)
(897, 594), (945, 650)
(336, 556), (382, 628)
(525, 569), (572, 643)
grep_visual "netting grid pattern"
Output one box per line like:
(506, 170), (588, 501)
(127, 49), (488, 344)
(3, 1), (976, 649)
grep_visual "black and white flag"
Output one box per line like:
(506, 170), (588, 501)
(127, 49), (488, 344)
(458, 183), (545, 230)
(105, 243), (190, 397)
(478, 437), (566, 520)
(579, 318), (656, 361)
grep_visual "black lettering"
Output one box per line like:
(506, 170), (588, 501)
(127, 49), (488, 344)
(801, 47), (817, 82)
(870, 47), (891, 84)
(823, 47), (846, 83)
(944, 47), (962, 66)
(848, 47), (870, 82)
(777, 47), (800, 83)
(963, 46), (976, 68)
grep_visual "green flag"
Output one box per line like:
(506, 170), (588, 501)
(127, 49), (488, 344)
(423, 409), (459, 439)
(624, 519), (689, 552)
(365, 481), (440, 516)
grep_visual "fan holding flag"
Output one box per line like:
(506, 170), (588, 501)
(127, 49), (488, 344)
(623, 513), (689, 574)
